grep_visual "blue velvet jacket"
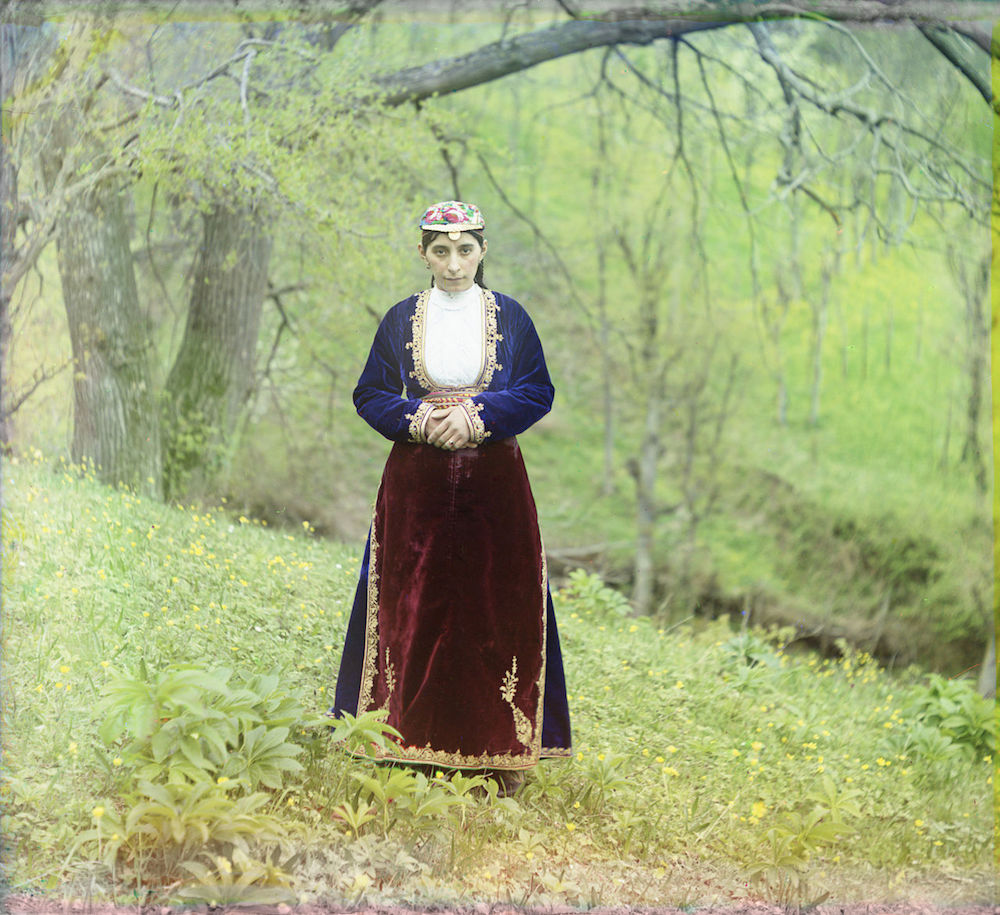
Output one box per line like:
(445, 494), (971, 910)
(353, 287), (554, 444)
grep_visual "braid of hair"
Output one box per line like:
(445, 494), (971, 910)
(471, 230), (486, 288)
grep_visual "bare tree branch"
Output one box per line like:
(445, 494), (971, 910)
(240, 48), (255, 128)
(3, 357), (72, 417)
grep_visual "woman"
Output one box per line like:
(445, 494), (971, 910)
(331, 200), (571, 790)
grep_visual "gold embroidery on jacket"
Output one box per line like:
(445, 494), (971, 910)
(407, 288), (500, 394)
(405, 402), (432, 442)
(462, 400), (489, 443)
(481, 289), (502, 385)
(406, 289), (433, 391)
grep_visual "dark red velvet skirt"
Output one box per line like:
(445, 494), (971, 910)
(336, 437), (568, 770)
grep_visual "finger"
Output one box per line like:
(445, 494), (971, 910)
(427, 422), (453, 445)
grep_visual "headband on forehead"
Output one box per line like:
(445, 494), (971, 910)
(419, 200), (485, 240)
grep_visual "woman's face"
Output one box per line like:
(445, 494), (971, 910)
(418, 232), (486, 292)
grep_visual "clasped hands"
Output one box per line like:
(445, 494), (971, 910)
(425, 405), (476, 451)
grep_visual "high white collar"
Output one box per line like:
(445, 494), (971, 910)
(428, 283), (482, 311)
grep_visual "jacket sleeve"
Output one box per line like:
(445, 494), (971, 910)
(353, 306), (433, 442)
(465, 304), (554, 443)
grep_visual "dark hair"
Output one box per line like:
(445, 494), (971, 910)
(421, 229), (486, 288)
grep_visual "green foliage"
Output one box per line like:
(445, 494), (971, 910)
(76, 779), (289, 889)
(96, 662), (310, 789)
(561, 569), (631, 619)
(159, 406), (226, 502)
(328, 709), (404, 760)
(7, 9), (993, 907)
(175, 849), (296, 908)
(899, 674), (996, 760)
(70, 660), (316, 893)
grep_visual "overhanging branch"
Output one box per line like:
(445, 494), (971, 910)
(372, 1), (999, 110)
(374, 18), (719, 106)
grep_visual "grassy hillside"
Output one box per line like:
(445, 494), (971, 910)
(2, 453), (994, 909)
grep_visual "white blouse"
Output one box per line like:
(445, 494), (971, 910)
(424, 284), (484, 388)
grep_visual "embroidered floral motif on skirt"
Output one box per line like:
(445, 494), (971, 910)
(354, 437), (548, 770)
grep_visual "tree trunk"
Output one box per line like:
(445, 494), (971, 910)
(977, 627), (995, 699)
(162, 202), (273, 499)
(961, 339), (987, 491)
(52, 182), (162, 496)
(770, 281), (790, 426)
(884, 301), (893, 374)
(939, 395), (952, 471)
(596, 237), (615, 496)
(809, 261), (831, 427)
(861, 301), (870, 381)
(632, 385), (662, 618)
(958, 254), (989, 493)
(0, 85), (15, 454)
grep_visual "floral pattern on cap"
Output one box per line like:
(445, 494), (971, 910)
(419, 200), (485, 239)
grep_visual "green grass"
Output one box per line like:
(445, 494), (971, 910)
(2, 451), (994, 909)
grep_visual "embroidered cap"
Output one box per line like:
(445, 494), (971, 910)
(419, 200), (485, 240)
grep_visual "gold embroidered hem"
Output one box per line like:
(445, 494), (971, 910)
(342, 741), (542, 771)
(357, 526), (380, 715)
(337, 740), (573, 768)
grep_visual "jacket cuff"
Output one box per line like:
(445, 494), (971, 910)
(460, 399), (489, 444)
(406, 402), (434, 443)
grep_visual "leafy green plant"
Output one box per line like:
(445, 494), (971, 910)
(745, 774), (855, 905)
(578, 753), (628, 810)
(96, 662), (310, 789)
(561, 569), (631, 618)
(77, 779), (289, 888)
(330, 798), (378, 840)
(903, 674), (995, 759)
(175, 847), (296, 907)
(328, 709), (404, 759)
(746, 811), (846, 905)
(73, 661), (312, 893)
(883, 721), (963, 766)
(720, 631), (781, 670)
